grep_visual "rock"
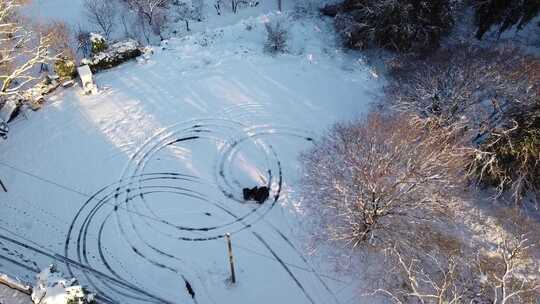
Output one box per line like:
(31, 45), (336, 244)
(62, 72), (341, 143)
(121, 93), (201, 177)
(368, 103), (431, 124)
(0, 96), (20, 123)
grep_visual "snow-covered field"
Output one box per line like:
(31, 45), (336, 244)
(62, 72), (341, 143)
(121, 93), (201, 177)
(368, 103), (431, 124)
(1, 4), (381, 304)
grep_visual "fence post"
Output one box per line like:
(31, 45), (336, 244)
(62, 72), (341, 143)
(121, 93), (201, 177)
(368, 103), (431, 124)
(225, 233), (236, 284)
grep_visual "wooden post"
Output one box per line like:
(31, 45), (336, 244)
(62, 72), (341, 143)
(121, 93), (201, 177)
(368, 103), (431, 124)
(278, 0), (282, 11)
(225, 233), (236, 284)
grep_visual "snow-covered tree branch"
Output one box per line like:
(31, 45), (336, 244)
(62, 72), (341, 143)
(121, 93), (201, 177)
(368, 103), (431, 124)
(300, 113), (470, 251)
(0, 0), (57, 97)
(375, 233), (540, 304)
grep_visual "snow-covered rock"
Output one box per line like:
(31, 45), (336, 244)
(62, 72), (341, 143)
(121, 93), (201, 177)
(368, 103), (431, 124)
(0, 95), (21, 123)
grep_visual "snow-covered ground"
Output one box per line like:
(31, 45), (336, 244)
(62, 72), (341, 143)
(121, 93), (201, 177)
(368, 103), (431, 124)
(22, 0), (296, 42)
(0, 6), (381, 304)
(23, 0), (86, 28)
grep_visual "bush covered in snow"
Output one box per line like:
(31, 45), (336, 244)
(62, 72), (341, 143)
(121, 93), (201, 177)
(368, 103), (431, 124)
(385, 44), (540, 206)
(31, 265), (95, 304)
(264, 20), (288, 54)
(322, 0), (458, 53)
(90, 33), (107, 54)
(470, 101), (540, 206)
(82, 39), (142, 72)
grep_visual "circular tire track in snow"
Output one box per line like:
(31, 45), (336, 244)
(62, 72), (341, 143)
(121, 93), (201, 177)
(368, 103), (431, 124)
(65, 118), (319, 303)
(65, 173), (260, 302)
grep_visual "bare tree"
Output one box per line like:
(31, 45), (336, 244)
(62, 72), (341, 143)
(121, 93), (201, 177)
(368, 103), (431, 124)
(83, 0), (118, 39)
(300, 113), (469, 251)
(43, 21), (74, 59)
(172, 0), (194, 32)
(385, 45), (540, 207)
(74, 25), (91, 58)
(124, 0), (170, 27)
(117, 0), (170, 43)
(0, 0), (57, 97)
(375, 233), (540, 304)
(231, 0), (248, 13)
(373, 246), (474, 304)
(477, 234), (540, 303)
(151, 8), (167, 40)
(119, 9), (134, 39)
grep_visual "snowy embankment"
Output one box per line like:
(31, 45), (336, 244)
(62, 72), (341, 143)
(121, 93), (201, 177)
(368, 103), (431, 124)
(0, 273), (32, 304)
(0, 11), (381, 304)
(0, 284), (32, 304)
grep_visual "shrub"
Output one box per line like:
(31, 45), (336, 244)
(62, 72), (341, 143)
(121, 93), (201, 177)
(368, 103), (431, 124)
(82, 39), (142, 72)
(264, 20), (288, 54)
(90, 33), (107, 54)
(385, 45), (540, 206)
(323, 0), (457, 53)
(470, 103), (540, 205)
(54, 56), (76, 79)
(386, 45), (517, 130)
